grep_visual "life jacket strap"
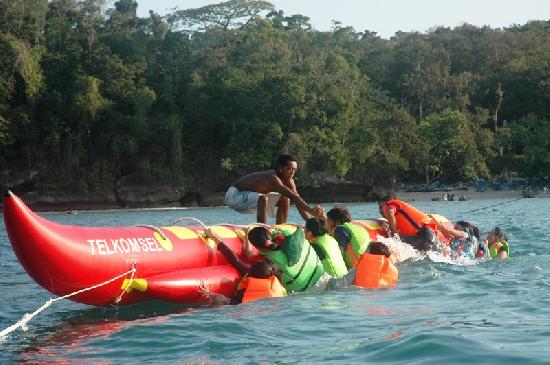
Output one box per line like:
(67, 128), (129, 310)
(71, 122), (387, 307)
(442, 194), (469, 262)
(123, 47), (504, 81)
(396, 207), (422, 232)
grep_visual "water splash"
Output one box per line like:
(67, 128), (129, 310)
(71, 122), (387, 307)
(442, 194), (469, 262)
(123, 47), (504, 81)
(312, 272), (333, 291)
(426, 250), (478, 266)
(377, 235), (479, 267)
(377, 235), (423, 262)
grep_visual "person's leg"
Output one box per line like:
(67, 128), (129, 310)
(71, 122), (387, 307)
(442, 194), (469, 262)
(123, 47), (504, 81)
(326, 268), (356, 290)
(276, 196), (289, 224)
(227, 188), (260, 217)
(257, 195), (268, 223)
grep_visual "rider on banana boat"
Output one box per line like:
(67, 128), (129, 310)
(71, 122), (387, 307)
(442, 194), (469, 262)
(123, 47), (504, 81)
(201, 228), (287, 305)
(205, 225), (323, 294)
(237, 261), (287, 304)
(485, 227), (509, 259)
(304, 217), (348, 278)
(247, 226), (324, 293)
(326, 242), (399, 290)
(436, 221), (489, 259)
(225, 154), (324, 224)
(326, 207), (370, 269)
(378, 195), (449, 252)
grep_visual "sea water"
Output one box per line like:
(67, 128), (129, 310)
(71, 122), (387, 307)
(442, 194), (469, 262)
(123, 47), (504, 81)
(1, 198), (550, 364)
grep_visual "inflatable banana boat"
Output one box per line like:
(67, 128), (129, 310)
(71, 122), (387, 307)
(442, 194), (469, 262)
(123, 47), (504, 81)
(3, 191), (388, 307)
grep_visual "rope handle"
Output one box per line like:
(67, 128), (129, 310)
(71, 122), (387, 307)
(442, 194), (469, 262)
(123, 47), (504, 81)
(134, 225), (168, 241)
(168, 217), (207, 228)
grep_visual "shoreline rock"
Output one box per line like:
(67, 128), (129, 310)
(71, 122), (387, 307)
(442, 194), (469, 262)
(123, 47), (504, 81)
(2, 183), (546, 213)
(1, 183), (381, 212)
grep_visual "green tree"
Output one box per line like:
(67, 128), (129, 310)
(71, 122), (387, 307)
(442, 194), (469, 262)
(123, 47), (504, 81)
(508, 115), (550, 177)
(168, 0), (274, 35)
(418, 109), (488, 182)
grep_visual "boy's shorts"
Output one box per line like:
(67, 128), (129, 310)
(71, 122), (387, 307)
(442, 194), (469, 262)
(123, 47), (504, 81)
(225, 186), (281, 217)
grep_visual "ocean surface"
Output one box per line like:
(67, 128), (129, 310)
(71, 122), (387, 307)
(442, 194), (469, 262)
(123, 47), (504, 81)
(1, 198), (550, 364)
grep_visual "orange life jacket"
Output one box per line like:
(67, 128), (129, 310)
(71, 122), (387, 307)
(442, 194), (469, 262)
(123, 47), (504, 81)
(353, 253), (399, 288)
(239, 276), (287, 303)
(383, 199), (433, 236)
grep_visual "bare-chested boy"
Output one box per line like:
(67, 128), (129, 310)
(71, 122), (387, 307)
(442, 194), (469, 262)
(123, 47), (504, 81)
(225, 154), (324, 223)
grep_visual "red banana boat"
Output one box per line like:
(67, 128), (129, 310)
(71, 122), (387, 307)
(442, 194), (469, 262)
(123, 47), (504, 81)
(3, 191), (388, 307)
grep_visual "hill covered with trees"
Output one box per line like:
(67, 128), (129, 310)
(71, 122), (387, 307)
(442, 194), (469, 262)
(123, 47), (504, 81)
(1, 0), (549, 206)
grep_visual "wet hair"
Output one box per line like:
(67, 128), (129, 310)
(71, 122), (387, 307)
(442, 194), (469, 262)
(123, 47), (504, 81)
(489, 227), (507, 242)
(455, 221), (480, 240)
(248, 227), (273, 249)
(276, 154), (297, 169)
(367, 242), (391, 257)
(248, 261), (282, 279)
(327, 207), (351, 224)
(304, 217), (329, 237)
(377, 195), (396, 204)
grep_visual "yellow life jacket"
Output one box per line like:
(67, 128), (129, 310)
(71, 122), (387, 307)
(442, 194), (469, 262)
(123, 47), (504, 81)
(340, 222), (370, 268)
(489, 240), (509, 259)
(314, 234), (348, 278)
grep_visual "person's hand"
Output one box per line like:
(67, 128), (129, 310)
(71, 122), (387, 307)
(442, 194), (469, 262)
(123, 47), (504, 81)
(204, 227), (222, 244)
(312, 205), (326, 219)
(379, 219), (391, 236)
(199, 281), (230, 305)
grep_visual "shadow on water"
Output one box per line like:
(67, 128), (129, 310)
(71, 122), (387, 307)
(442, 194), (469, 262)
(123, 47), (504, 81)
(4, 300), (201, 362)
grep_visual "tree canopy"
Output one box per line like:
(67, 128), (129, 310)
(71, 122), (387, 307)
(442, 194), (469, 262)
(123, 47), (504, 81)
(1, 0), (549, 195)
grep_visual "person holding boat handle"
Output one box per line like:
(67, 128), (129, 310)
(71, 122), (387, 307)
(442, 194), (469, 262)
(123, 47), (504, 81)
(225, 154), (324, 223)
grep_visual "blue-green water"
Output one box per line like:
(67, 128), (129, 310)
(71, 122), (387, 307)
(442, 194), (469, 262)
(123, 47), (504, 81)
(2, 199), (550, 364)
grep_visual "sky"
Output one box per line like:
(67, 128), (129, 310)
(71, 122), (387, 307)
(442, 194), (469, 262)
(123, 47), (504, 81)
(131, 0), (550, 38)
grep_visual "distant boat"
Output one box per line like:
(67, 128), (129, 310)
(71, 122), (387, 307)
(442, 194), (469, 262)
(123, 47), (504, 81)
(522, 190), (539, 198)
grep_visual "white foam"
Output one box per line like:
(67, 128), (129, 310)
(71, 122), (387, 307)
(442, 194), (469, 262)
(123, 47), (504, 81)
(426, 250), (478, 266)
(377, 235), (480, 266)
(377, 235), (423, 262)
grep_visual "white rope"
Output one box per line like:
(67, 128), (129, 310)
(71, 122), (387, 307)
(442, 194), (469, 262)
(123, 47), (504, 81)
(0, 267), (136, 340)
(114, 265), (137, 304)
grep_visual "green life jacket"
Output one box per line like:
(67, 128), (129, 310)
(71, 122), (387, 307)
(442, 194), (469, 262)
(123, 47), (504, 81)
(261, 231), (324, 292)
(489, 240), (509, 259)
(340, 222), (370, 269)
(313, 234), (348, 278)
(270, 228), (302, 266)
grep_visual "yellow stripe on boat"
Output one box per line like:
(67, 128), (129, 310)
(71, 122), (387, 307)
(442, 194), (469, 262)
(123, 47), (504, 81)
(357, 220), (383, 230)
(154, 231), (173, 252)
(164, 226), (198, 240)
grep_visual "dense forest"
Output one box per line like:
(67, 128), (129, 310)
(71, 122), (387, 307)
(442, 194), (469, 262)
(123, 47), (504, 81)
(1, 0), (549, 203)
